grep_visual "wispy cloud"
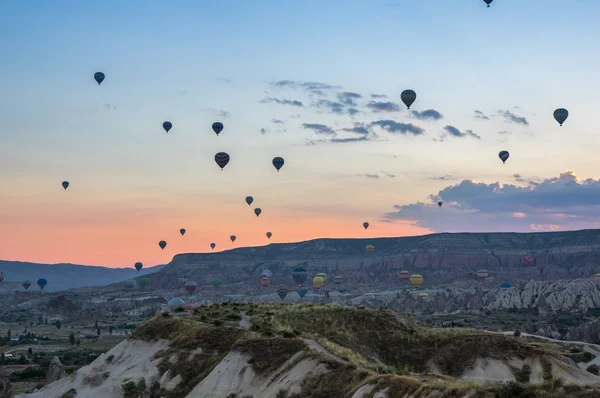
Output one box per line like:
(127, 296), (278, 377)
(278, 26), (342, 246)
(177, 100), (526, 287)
(431, 175), (457, 181)
(201, 108), (231, 118)
(358, 173), (380, 179)
(369, 120), (425, 135)
(301, 123), (336, 135)
(474, 110), (490, 120)
(271, 119), (285, 124)
(410, 109), (443, 121)
(381, 171), (396, 178)
(269, 80), (341, 96)
(365, 101), (401, 113)
(441, 125), (481, 140)
(216, 77), (231, 83)
(498, 109), (529, 126)
(371, 93), (388, 99)
(260, 97), (304, 107)
(336, 92), (362, 106)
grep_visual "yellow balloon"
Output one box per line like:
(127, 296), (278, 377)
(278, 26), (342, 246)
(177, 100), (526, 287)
(410, 274), (424, 288)
(365, 245), (375, 253)
(313, 276), (325, 288)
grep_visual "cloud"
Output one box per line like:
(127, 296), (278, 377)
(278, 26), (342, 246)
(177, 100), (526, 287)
(260, 128), (268, 135)
(498, 130), (512, 135)
(201, 108), (231, 118)
(382, 170), (600, 232)
(441, 125), (481, 140)
(474, 110), (490, 120)
(410, 109), (443, 121)
(260, 97), (304, 107)
(348, 108), (359, 116)
(216, 77), (231, 83)
(431, 175), (457, 181)
(271, 119), (285, 124)
(365, 101), (401, 113)
(339, 125), (370, 136)
(330, 136), (370, 143)
(313, 99), (345, 114)
(371, 94), (387, 99)
(381, 171), (396, 178)
(513, 173), (526, 183)
(104, 104), (116, 111)
(498, 109), (529, 126)
(358, 174), (380, 179)
(370, 120), (425, 135)
(269, 80), (340, 96)
(336, 92), (362, 106)
(301, 123), (336, 135)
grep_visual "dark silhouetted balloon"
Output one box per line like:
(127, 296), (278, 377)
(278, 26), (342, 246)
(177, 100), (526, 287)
(554, 108), (569, 126)
(499, 150), (510, 164)
(94, 72), (105, 85)
(215, 152), (230, 170)
(334, 275), (343, 286)
(438, 201), (443, 207)
(254, 208), (261, 217)
(162, 121), (172, 133)
(363, 222), (369, 230)
(483, 0), (493, 7)
(296, 285), (308, 298)
(210, 243), (216, 249)
(180, 228), (186, 236)
(159, 240), (167, 250)
(62, 181), (69, 190)
(230, 235), (236, 243)
(212, 122), (223, 135)
(292, 267), (308, 286)
(276, 285), (289, 300)
(245, 196), (254, 205)
(22, 280), (31, 290)
(272, 157), (285, 171)
(401, 89), (417, 109)
(266, 232), (272, 239)
(135, 262), (143, 272)
(37, 278), (47, 290)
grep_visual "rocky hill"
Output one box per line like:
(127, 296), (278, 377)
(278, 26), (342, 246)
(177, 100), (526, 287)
(121, 229), (600, 292)
(0, 261), (164, 292)
(19, 304), (600, 398)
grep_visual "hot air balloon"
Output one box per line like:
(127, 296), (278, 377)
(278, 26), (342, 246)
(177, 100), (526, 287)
(215, 152), (230, 170)
(22, 280), (31, 290)
(594, 273), (600, 282)
(276, 285), (289, 300)
(437, 201), (443, 207)
(477, 269), (489, 281)
(211, 277), (222, 289)
(254, 208), (262, 217)
(212, 122), (224, 135)
(245, 196), (254, 205)
(210, 243), (216, 249)
(365, 245), (375, 254)
(138, 278), (149, 289)
(334, 276), (343, 286)
(94, 72), (105, 85)
(135, 262), (143, 272)
(123, 280), (136, 289)
(553, 108), (569, 126)
(230, 235), (236, 243)
(180, 229), (186, 236)
(296, 285), (308, 298)
(499, 282), (512, 290)
(262, 270), (273, 278)
(37, 278), (47, 291)
(292, 267), (308, 286)
(363, 222), (369, 230)
(399, 271), (410, 281)
(184, 281), (197, 294)
(61, 181), (69, 190)
(483, 0), (493, 7)
(499, 151), (510, 164)
(162, 121), (172, 133)
(272, 157), (284, 172)
(523, 256), (533, 267)
(313, 276), (325, 289)
(168, 297), (185, 311)
(410, 274), (423, 289)
(266, 232), (272, 239)
(418, 292), (429, 298)
(400, 89), (417, 109)
(261, 277), (270, 288)
(316, 272), (328, 282)
(159, 241), (167, 250)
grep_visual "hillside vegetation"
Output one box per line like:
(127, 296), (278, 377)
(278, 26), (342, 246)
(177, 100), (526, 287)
(22, 304), (600, 398)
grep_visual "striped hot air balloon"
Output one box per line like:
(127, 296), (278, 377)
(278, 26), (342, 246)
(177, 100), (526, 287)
(215, 152), (230, 170)
(400, 89), (417, 109)
(260, 277), (270, 288)
(399, 270), (410, 280)
(365, 245), (375, 254)
(523, 256), (533, 267)
(477, 269), (488, 281)
(276, 285), (289, 300)
(410, 274), (423, 289)
(553, 108), (568, 126)
(334, 276), (343, 286)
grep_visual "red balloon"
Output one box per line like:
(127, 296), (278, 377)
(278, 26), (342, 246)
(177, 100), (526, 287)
(523, 256), (533, 267)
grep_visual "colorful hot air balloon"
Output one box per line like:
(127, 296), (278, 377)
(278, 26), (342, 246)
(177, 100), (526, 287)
(418, 292), (429, 298)
(400, 89), (417, 109)
(410, 274), (423, 289)
(138, 278), (149, 289)
(254, 208), (262, 217)
(210, 243), (216, 249)
(262, 270), (273, 278)
(313, 276), (325, 289)
(553, 108), (569, 126)
(334, 276), (343, 286)
(276, 285), (289, 300)
(437, 201), (443, 207)
(159, 241), (167, 250)
(215, 152), (230, 170)
(94, 72), (105, 85)
(168, 297), (185, 311)
(212, 122), (224, 135)
(483, 0), (493, 7)
(363, 222), (369, 230)
(292, 267), (308, 286)
(211, 277), (222, 289)
(62, 181), (69, 190)
(316, 272), (328, 282)
(296, 285), (308, 298)
(272, 157), (285, 172)
(365, 245), (375, 254)
(184, 281), (197, 294)
(245, 196), (254, 205)
(399, 270), (410, 280)
(162, 121), (172, 133)
(499, 151), (510, 164)
(499, 282), (512, 290)
(230, 235), (236, 243)
(261, 277), (270, 288)
(180, 228), (186, 236)
(477, 269), (489, 281)
(135, 262), (143, 272)
(37, 278), (47, 290)
(594, 273), (600, 282)
(22, 280), (31, 290)
(266, 232), (272, 239)
(523, 256), (534, 267)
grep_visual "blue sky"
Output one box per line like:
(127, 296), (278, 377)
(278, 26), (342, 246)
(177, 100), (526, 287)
(1, 0), (600, 266)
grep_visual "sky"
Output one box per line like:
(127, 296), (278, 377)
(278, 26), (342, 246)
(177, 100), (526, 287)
(1, 0), (600, 267)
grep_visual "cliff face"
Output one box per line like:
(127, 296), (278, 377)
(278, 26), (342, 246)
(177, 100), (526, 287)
(140, 229), (600, 290)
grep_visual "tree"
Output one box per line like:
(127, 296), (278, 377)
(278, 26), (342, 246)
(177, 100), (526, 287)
(94, 320), (98, 329)
(108, 325), (114, 335)
(6, 329), (11, 340)
(97, 328), (100, 336)
(69, 333), (75, 346)
(27, 347), (32, 355)
(0, 353), (5, 366)
(55, 321), (62, 330)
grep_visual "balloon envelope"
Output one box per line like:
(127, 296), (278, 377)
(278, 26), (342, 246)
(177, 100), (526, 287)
(62, 181), (69, 190)
(363, 222), (369, 230)
(553, 108), (569, 126)
(212, 122), (224, 135)
(135, 262), (143, 272)
(245, 196), (254, 205)
(365, 245), (375, 253)
(292, 267), (308, 286)
(400, 89), (417, 109)
(437, 201), (443, 207)
(37, 278), (47, 290)
(266, 232), (272, 239)
(499, 151), (510, 164)
(276, 285), (289, 300)
(500, 282), (512, 289)
(313, 276), (325, 288)
(215, 152), (230, 170)
(94, 72), (105, 85)
(168, 297), (185, 311)
(260, 277), (270, 288)
(159, 241), (167, 250)
(210, 243), (216, 249)
(230, 235), (236, 242)
(22, 280), (31, 290)
(410, 274), (424, 288)
(211, 278), (222, 289)
(254, 208), (262, 217)
(296, 285), (308, 298)
(184, 281), (197, 294)
(272, 157), (285, 171)
(162, 121), (172, 133)
(180, 229), (186, 236)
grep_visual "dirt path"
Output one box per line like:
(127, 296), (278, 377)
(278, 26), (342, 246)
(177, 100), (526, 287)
(302, 338), (350, 364)
(239, 311), (251, 330)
